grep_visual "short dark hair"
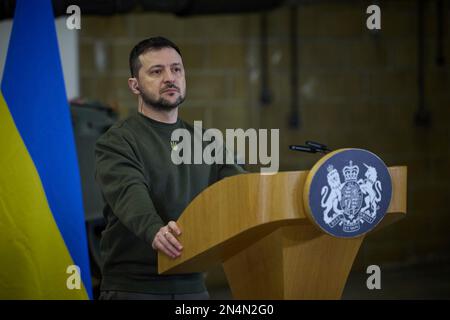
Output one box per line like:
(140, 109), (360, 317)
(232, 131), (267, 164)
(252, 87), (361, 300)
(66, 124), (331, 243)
(129, 36), (182, 77)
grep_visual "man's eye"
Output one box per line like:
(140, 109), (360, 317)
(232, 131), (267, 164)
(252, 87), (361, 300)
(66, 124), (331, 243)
(151, 70), (161, 75)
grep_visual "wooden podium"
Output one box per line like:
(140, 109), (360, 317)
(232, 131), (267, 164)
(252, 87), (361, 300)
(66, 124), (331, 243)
(158, 167), (407, 299)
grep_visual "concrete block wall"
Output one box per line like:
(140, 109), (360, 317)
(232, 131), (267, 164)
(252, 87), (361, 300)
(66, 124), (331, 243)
(79, 0), (450, 270)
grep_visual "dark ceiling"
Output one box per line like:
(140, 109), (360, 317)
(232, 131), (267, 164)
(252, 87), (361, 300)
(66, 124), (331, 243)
(0, 0), (287, 20)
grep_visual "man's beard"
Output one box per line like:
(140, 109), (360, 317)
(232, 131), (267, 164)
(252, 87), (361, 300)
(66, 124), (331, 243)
(140, 90), (185, 111)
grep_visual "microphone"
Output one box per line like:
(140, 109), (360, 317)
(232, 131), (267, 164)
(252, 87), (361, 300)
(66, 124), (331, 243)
(305, 140), (331, 153)
(289, 141), (331, 154)
(289, 145), (318, 153)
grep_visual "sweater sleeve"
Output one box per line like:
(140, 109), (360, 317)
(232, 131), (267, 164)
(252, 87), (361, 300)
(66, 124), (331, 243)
(95, 128), (164, 246)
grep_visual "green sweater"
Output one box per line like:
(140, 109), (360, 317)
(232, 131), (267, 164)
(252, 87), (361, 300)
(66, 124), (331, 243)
(94, 112), (245, 294)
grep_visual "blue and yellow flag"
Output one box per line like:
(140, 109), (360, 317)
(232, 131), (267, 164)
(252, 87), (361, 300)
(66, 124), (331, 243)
(0, 0), (92, 299)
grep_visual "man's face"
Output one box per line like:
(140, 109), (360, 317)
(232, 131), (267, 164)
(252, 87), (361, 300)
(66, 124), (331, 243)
(135, 47), (186, 110)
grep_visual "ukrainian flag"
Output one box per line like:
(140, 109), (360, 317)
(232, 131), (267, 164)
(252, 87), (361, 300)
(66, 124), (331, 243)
(0, 0), (92, 299)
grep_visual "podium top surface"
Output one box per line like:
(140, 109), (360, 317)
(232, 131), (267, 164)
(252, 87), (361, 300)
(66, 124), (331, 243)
(158, 166), (407, 274)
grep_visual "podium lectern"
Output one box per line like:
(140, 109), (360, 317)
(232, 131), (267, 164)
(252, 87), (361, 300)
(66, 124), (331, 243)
(158, 167), (407, 299)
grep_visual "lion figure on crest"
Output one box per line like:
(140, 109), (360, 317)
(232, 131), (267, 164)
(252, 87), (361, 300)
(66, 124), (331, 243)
(321, 166), (343, 223)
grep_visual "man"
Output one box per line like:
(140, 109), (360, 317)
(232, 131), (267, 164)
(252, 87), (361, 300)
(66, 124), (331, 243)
(94, 36), (245, 300)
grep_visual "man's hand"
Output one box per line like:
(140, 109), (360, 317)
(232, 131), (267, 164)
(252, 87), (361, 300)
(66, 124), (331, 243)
(152, 221), (183, 259)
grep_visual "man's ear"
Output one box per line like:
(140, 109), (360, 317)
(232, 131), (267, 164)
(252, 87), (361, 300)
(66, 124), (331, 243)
(128, 77), (140, 95)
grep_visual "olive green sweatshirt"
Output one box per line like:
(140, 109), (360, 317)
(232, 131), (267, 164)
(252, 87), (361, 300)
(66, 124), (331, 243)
(94, 112), (245, 294)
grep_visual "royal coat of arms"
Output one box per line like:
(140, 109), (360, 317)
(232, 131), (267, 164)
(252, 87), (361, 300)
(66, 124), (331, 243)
(320, 161), (382, 233)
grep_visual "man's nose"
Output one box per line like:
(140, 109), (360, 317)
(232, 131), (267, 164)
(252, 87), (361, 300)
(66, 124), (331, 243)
(162, 69), (175, 83)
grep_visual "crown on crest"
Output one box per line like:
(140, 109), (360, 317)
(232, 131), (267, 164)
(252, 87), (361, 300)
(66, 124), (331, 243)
(343, 161), (359, 181)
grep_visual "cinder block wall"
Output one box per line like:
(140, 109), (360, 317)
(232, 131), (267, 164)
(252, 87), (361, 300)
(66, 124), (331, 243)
(80, 1), (450, 271)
